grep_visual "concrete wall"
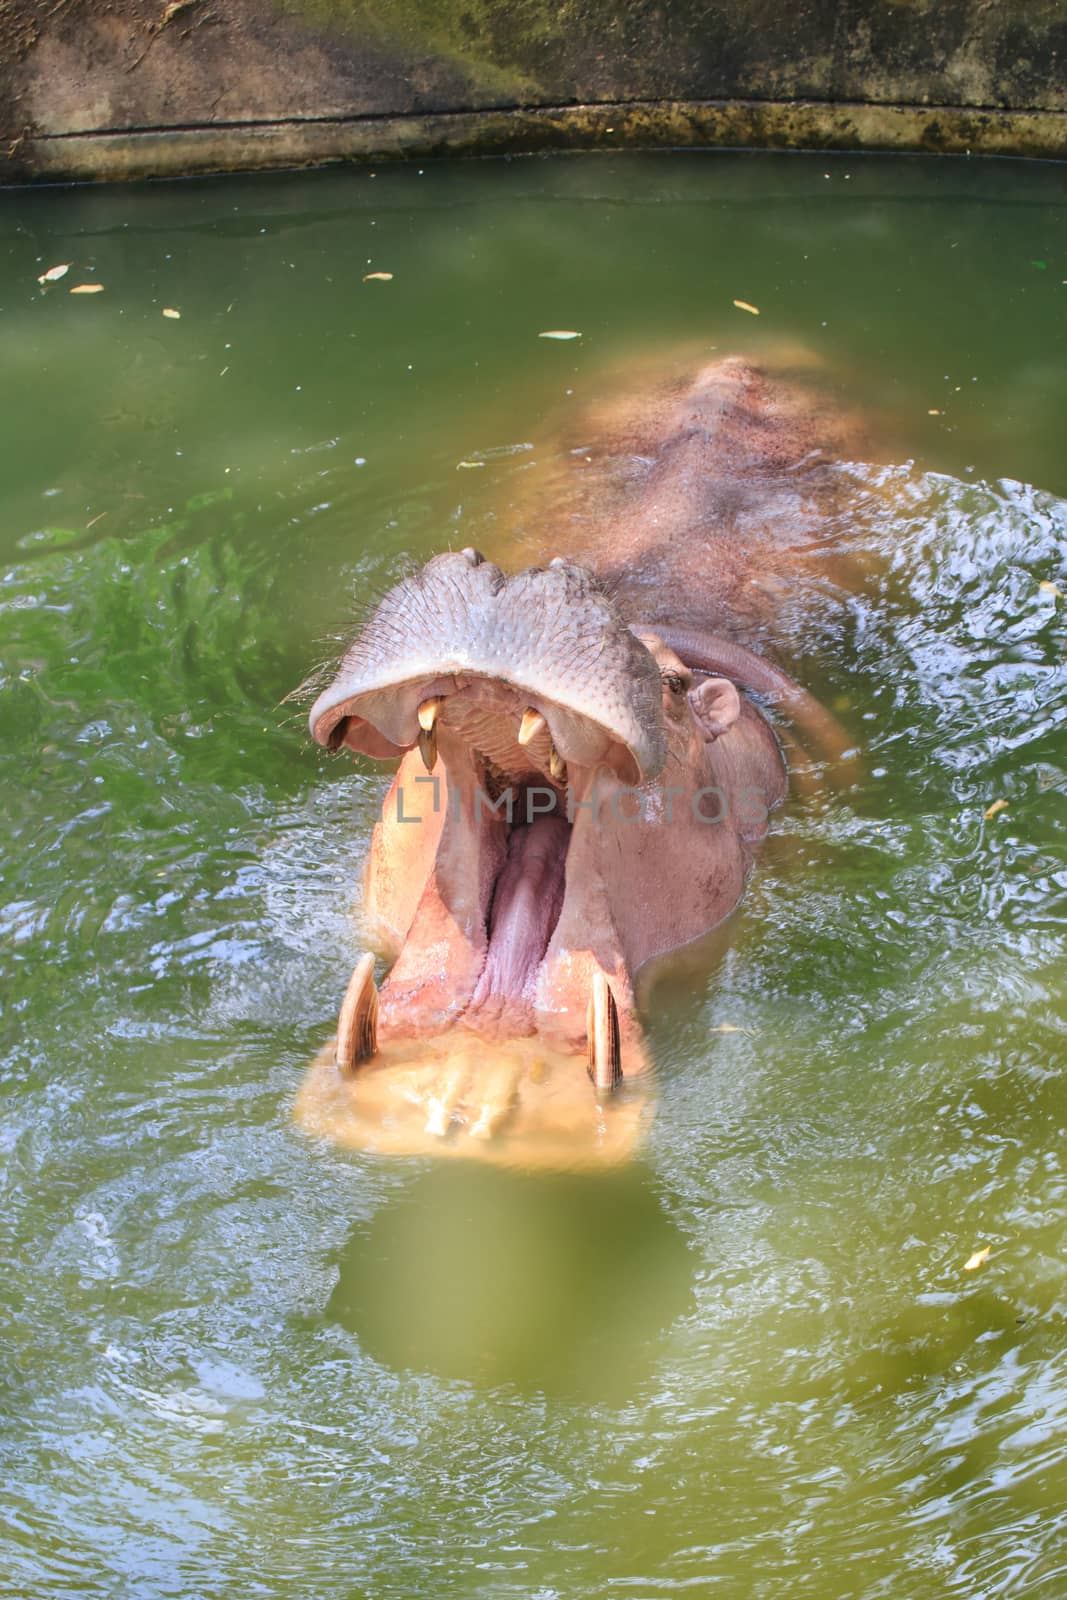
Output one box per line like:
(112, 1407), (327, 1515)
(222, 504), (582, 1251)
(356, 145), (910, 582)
(2, 0), (1065, 182)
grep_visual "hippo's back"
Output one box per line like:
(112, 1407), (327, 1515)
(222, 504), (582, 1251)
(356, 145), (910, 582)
(532, 356), (875, 642)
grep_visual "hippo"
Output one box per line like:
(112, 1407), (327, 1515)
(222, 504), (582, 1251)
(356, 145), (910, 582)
(295, 356), (864, 1164)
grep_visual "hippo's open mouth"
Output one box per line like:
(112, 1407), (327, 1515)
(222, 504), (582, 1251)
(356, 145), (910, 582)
(307, 549), (671, 1089)
(346, 677), (577, 1036)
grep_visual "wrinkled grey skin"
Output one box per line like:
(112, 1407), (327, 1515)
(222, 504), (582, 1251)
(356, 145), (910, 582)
(310, 551), (667, 787)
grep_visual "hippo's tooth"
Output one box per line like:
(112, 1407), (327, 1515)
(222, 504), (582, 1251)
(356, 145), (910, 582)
(424, 1099), (452, 1138)
(423, 1064), (469, 1137)
(335, 952), (379, 1075)
(518, 707), (547, 746)
(469, 1063), (521, 1140)
(417, 724), (437, 772)
(417, 696), (444, 732)
(416, 696), (443, 771)
(548, 743), (567, 785)
(587, 971), (622, 1094)
(460, 547), (484, 566)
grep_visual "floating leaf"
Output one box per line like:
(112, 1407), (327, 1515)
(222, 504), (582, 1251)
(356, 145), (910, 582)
(362, 271), (393, 282)
(983, 798), (1009, 820)
(1038, 579), (1062, 598)
(964, 1246), (991, 1271)
(732, 299), (760, 315)
(37, 263), (70, 284)
(538, 330), (580, 340)
(70, 283), (104, 295)
(162, 307), (181, 319)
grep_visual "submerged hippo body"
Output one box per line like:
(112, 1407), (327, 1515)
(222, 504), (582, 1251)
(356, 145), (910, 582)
(297, 357), (863, 1164)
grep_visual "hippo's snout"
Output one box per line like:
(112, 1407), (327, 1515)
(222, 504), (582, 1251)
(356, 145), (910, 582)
(309, 550), (667, 788)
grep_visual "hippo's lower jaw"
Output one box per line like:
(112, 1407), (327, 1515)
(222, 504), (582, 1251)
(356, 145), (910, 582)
(294, 673), (657, 1164)
(293, 1025), (651, 1167)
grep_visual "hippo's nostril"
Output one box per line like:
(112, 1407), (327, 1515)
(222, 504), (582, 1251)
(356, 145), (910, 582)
(460, 547), (485, 566)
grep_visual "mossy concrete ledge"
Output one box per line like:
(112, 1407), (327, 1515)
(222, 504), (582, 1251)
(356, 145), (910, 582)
(2, 0), (1066, 181)
(9, 100), (1067, 183)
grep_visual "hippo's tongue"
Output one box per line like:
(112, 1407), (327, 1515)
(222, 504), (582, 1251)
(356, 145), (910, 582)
(464, 816), (569, 1033)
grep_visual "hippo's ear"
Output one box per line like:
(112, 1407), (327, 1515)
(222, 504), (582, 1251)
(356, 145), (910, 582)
(689, 676), (741, 741)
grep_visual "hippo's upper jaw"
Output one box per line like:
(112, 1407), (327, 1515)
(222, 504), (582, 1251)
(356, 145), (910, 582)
(300, 546), (784, 1158)
(309, 549), (667, 787)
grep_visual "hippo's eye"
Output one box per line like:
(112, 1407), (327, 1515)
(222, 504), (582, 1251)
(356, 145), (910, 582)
(663, 673), (686, 696)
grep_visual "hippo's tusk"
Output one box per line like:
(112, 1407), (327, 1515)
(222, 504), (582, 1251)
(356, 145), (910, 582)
(460, 547), (484, 566)
(417, 698), (442, 770)
(518, 706), (566, 783)
(587, 971), (622, 1093)
(518, 707), (547, 746)
(335, 952), (379, 1075)
(417, 697), (444, 732)
(412, 694), (438, 768)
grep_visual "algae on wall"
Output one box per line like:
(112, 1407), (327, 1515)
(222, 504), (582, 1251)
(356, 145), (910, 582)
(1, 0), (1065, 178)
(273, 0), (1067, 110)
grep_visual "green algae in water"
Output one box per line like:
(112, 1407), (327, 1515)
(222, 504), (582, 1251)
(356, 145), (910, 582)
(0, 153), (1065, 1599)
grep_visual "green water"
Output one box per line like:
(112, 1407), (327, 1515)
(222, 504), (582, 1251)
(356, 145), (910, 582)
(1, 152), (1065, 1598)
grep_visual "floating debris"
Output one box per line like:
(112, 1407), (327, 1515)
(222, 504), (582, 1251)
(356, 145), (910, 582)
(964, 1246), (991, 1271)
(37, 264), (70, 285)
(539, 330), (581, 340)
(732, 299), (760, 316)
(70, 283), (105, 295)
(1038, 579), (1062, 598)
(983, 799), (1009, 820)
(928, 408), (943, 416)
(456, 460), (485, 470)
(460, 442), (534, 465)
(362, 271), (394, 282)
(162, 307), (181, 319)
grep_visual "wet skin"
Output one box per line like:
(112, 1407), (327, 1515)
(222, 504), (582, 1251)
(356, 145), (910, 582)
(296, 356), (866, 1164)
